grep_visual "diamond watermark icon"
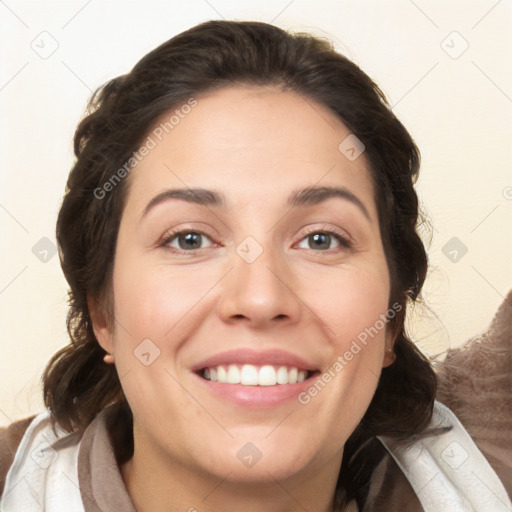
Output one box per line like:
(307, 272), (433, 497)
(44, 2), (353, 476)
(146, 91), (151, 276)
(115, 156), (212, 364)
(441, 31), (469, 60)
(442, 237), (468, 263)
(31, 441), (58, 469)
(32, 237), (58, 263)
(338, 134), (365, 161)
(236, 236), (263, 264)
(441, 441), (468, 469)
(30, 31), (59, 60)
(237, 442), (263, 468)
(134, 338), (161, 366)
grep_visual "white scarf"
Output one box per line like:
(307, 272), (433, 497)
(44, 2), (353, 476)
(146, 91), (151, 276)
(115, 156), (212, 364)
(0, 411), (84, 512)
(1, 402), (510, 511)
(379, 401), (512, 511)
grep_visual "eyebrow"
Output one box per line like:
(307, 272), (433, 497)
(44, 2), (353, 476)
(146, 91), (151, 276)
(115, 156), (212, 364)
(288, 186), (371, 220)
(141, 185), (371, 221)
(141, 188), (225, 219)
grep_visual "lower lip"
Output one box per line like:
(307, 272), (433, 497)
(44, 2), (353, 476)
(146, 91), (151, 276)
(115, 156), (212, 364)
(193, 372), (317, 407)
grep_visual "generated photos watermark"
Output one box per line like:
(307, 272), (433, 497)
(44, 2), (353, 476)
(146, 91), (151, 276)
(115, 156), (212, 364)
(94, 97), (198, 200)
(297, 302), (402, 405)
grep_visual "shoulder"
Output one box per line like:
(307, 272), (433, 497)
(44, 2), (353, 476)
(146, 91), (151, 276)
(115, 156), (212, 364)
(365, 291), (512, 510)
(0, 415), (37, 496)
(436, 290), (512, 495)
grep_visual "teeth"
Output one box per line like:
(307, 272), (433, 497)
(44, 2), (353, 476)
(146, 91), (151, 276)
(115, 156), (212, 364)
(259, 365), (276, 386)
(226, 365), (240, 384)
(201, 364), (311, 386)
(240, 364), (258, 385)
(276, 366), (288, 384)
(217, 365), (227, 383)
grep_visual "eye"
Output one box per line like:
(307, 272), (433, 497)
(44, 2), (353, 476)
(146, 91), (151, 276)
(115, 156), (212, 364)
(160, 230), (215, 252)
(296, 229), (351, 251)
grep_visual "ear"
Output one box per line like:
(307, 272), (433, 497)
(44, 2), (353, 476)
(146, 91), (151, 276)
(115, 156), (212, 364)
(382, 325), (398, 368)
(87, 295), (114, 354)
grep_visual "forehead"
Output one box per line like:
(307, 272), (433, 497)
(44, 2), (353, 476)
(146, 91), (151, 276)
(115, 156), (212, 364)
(124, 85), (377, 220)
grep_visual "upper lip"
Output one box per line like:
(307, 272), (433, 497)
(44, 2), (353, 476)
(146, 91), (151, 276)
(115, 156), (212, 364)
(191, 348), (319, 372)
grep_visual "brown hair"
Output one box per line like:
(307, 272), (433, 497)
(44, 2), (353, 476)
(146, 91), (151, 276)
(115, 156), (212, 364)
(42, 20), (436, 509)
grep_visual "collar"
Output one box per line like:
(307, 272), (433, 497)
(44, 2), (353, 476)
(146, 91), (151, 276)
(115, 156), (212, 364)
(78, 404), (136, 512)
(378, 401), (512, 512)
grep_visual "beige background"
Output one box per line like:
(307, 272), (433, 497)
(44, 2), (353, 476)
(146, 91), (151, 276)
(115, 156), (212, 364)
(1, 0), (511, 426)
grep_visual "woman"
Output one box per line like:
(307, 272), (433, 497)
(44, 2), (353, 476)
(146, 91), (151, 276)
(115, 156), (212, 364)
(0, 20), (510, 511)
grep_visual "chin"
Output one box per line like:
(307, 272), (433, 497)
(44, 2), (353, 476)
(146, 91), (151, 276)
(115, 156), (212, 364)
(201, 436), (318, 483)
(218, 456), (312, 484)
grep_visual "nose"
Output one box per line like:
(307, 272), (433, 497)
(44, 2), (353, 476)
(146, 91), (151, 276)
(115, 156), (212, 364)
(216, 243), (302, 329)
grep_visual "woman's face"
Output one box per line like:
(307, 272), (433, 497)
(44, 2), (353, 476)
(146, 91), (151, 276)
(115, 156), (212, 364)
(94, 86), (394, 488)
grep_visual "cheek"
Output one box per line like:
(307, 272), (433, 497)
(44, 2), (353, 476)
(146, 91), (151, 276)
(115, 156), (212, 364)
(301, 261), (391, 348)
(112, 260), (213, 341)
(108, 262), (200, 426)
(296, 262), (390, 425)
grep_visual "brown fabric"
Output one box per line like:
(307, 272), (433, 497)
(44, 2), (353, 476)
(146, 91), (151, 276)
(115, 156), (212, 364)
(0, 291), (510, 509)
(436, 290), (512, 498)
(362, 290), (512, 510)
(77, 403), (136, 512)
(0, 415), (36, 496)
(362, 453), (422, 511)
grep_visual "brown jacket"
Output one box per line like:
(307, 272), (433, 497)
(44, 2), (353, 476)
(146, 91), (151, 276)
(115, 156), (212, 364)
(1, 292), (511, 510)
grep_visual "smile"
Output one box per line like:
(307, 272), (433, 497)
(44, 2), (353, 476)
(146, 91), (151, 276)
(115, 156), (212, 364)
(201, 364), (311, 386)
(192, 348), (320, 405)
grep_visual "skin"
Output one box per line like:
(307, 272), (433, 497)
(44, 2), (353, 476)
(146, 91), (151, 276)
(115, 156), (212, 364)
(91, 85), (396, 512)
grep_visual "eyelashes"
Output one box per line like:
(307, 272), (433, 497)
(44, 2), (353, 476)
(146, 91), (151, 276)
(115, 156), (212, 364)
(297, 226), (352, 251)
(158, 226), (352, 255)
(159, 230), (217, 252)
